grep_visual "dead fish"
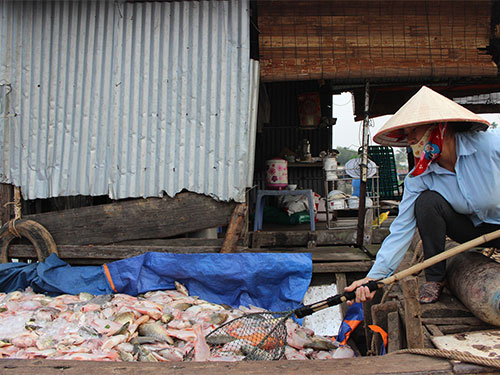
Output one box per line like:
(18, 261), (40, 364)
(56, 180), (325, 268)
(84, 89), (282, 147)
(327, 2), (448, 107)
(160, 312), (174, 324)
(136, 346), (158, 362)
(25, 321), (42, 331)
(208, 312), (228, 325)
(78, 292), (94, 302)
(303, 335), (339, 351)
(158, 347), (184, 362)
(175, 281), (189, 296)
(79, 326), (101, 337)
(88, 294), (114, 305)
(114, 311), (136, 325)
(34, 307), (60, 322)
(173, 303), (192, 311)
(118, 349), (135, 362)
(138, 323), (174, 345)
(129, 336), (161, 345)
(112, 322), (130, 336)
(206, 334), (237, 346)
(241, 343), (272, 360)
(102, 334), (127, 350)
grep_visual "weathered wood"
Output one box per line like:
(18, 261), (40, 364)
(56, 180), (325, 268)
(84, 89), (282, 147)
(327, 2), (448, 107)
(422, 317), (490, 326)
(221, 204), (248, 253)
(335, 272), (348, 317)
(0, 354), (460, 375)
(24, 192), (236, 246)
(420, 291), (475, 319)
(251, 229), (358, 247)
(0, 183), (13, 226)
(401, 277), (425, 349)
(313, 261), (374, 273)
(387, 311), (402, 353)
(258, 1), (495, 82)
(371, 301), (399, 353)
(437, 324), (495, 335)
(118, 238), (225, 247)
(7, 244), (226, 261)
(246, 246), (371, 261)
(426, 324), (444, 337)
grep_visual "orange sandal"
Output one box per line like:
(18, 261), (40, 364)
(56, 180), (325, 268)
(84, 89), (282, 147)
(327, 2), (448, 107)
(418, 281), (444, 304)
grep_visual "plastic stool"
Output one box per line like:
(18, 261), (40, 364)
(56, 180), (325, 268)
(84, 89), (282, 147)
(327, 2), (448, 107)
(253, 189), (316, 232)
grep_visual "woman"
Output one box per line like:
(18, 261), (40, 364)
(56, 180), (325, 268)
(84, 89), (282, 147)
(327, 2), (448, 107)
(346, 86), (500, 304)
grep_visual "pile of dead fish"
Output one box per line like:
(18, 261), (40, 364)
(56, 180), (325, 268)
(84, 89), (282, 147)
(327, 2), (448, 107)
(0, 283), (355, 361)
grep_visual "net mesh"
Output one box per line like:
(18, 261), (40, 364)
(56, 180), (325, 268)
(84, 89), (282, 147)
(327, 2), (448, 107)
(185, 311), (292, 361)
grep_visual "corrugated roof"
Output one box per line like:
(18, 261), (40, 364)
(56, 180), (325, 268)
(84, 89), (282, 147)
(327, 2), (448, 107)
(0, 0), (253, 202)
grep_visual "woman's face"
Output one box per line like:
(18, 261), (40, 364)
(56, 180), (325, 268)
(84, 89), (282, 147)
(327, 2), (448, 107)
(404, 125), (433, 145)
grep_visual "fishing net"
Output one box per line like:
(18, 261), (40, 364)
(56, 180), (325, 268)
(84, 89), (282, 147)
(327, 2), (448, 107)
(185, 311), (293, 361)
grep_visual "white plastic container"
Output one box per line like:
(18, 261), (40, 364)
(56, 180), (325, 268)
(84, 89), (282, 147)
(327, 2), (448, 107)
(323, 156), (338, 181)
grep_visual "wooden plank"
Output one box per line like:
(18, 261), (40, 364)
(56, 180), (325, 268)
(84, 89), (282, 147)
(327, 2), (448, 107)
(251, 229), (358, 247)
(313, 261), (374, 273)
(221, 204), (248, 253)
(438, 324), (495, 335)
(371, 301), (398, 354)
(401, 277), (425, 349)
(24, 192), (236, 246)
(335, 272), (348, 317)
(422, 317), (489, 326)
(0, 354), (457, 375)
(0, 183), (13, 226)
(387, 311), (402, 353)
(118, 238), (224, 247)
(426, 324), (444, 337)
(246, 246), (371, 261)
(7, 244), (225, 260)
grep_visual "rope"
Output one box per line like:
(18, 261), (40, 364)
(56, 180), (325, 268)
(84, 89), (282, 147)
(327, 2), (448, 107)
(392, 348), (500, 369)
(3, 186), (22, 237)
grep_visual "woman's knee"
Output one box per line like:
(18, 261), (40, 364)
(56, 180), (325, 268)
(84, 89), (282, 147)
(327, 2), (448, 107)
(415, 190), (446, 219)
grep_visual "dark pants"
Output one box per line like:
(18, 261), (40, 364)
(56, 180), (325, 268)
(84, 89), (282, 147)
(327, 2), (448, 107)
(414, 190), (500, 282)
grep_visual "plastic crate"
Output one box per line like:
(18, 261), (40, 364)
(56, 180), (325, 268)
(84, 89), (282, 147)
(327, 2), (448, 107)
(368, 146), (402, 200)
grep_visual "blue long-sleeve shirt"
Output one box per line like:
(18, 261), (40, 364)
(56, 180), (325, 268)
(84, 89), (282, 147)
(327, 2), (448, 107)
(367, 128), (500, 279)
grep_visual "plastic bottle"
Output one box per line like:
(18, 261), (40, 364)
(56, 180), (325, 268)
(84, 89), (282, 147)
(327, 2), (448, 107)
(372, 211), (390, 228)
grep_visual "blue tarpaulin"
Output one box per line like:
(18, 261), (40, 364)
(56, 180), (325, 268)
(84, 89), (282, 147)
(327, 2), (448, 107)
(0, 252), (312, 312)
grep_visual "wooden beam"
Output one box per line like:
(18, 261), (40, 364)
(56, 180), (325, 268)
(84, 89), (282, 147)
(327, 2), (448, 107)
(0, 183), (13, 226)
(335, 272), (348, 317)
(251, 229), (358, 247)
(401, 277), (425, 349)
(387, 311), (402, 353)
(24, 192), (236, 246)
(0, 354), (454, 375)
(221, 204), (248, 253)
(313, 261), (374, 273)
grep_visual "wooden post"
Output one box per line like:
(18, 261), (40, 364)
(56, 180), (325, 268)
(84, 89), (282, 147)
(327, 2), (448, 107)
(335, 272), (348, 318)
(356, 81), (370, 247)
(221, 204), (248, 253)
(0, 183), (14, 226)
(387, 311), (402, 352)
(401, 276), (425, 348)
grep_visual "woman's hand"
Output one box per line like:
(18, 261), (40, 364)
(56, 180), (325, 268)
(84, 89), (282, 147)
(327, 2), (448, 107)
(344, 277), (376, 306)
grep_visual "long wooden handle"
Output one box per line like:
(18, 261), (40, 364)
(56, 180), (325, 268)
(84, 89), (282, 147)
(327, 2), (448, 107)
(380, 229), (500, 286)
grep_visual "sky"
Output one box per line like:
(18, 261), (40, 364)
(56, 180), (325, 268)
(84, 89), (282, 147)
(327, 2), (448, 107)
(332, 92), (500, 149)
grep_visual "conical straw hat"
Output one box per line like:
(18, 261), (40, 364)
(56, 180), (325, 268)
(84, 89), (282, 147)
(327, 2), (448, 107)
(373, 86), (490, 146)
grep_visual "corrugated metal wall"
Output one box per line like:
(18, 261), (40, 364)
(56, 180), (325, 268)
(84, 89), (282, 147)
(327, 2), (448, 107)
(0, 0), (252, 202)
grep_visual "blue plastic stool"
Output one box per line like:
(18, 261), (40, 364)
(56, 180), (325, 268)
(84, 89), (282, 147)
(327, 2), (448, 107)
(253, 189), (316, 232)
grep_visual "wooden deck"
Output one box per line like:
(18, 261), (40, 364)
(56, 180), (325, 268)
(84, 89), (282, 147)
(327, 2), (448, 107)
(1, 353), (499, 375)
